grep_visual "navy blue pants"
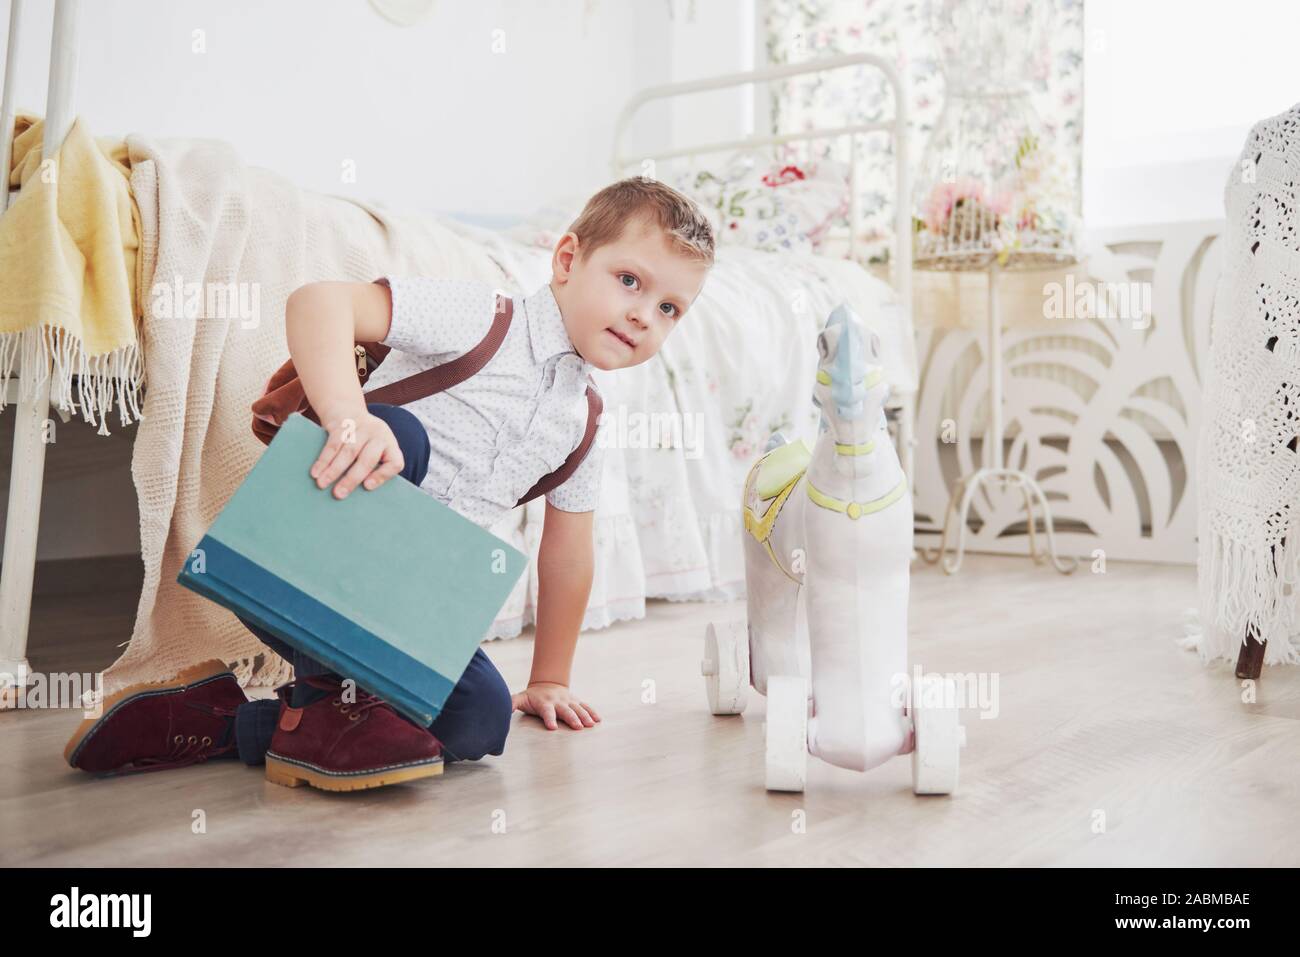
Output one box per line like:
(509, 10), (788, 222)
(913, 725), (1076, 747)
(231, 403), (513, 765)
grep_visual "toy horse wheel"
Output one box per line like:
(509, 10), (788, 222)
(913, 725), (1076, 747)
(765, 675), (808, 792)
(911, 675), (965, 795)
(701, 620), (748, 715)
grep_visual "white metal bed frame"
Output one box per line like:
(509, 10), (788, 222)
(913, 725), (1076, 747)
(0, 0), (81, 696)
(0, 5), (914, 696)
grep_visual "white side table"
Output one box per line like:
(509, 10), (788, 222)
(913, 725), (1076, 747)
(920, 261), (1078, 575)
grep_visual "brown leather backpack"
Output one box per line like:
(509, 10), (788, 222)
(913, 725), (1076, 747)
(250, 289), (602, 508)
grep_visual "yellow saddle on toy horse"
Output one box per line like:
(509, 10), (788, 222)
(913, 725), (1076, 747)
(742, 437), (811, 554)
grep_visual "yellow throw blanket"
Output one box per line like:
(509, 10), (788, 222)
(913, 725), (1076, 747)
(0, 115), (143, 434)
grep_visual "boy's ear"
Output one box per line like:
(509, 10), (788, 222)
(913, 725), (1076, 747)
(553, 231), (582, 281)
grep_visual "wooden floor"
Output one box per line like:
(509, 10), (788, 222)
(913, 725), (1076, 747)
(2, 553), (1297, 867)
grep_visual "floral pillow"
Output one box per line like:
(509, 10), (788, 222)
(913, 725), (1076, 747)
(669, 152), (850, 255)
(506, 156), (850, 257)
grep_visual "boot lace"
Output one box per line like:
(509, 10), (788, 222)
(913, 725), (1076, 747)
(108, 701), (241, 776)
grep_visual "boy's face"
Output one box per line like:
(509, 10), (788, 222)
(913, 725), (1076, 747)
(550, 217), (710, 371)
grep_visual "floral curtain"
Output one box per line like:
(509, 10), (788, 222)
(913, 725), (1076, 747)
(762, 0), (1084, 261)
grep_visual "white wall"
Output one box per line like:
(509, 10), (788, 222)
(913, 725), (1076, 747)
(1083, 0), (1300, 228)
(3, 0), (755, 220)
(0, 0), (756, 560)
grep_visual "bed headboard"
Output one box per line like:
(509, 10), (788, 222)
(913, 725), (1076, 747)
(609, 51), (913, 325)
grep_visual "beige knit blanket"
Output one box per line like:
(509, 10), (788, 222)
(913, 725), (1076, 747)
(103, 134), (506, 697)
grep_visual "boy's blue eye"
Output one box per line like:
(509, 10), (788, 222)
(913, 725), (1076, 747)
(619, 273), (677, 318)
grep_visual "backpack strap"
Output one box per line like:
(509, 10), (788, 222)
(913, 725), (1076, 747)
(362, 283), (513, 407)
(515, 379), (603, 507)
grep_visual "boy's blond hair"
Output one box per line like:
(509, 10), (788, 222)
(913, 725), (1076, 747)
(567, 176), (715, 267)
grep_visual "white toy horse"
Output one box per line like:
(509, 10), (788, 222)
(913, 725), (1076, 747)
(701, 302), (966, 794)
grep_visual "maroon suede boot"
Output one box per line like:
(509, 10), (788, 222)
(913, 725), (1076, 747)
(64, 659), (247, 776)
(264, 673), (444, 792)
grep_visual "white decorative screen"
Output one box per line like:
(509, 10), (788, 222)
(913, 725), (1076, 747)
(912, 222), (1223, 564)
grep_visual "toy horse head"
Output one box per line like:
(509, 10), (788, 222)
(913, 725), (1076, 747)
(813, 302), (888, 439)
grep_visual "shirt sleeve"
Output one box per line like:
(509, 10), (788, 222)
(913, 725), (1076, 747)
(544, 401), (606, 514)
(373, 276), (500, 360)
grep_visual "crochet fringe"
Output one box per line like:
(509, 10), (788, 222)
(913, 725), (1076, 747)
(1192, 527), (1300, 667)
(0, 324), (144, 436)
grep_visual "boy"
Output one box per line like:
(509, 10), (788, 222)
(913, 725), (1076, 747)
(64, 177), (716, 791)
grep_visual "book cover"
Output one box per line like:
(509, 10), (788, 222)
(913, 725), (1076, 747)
(177, 413), (527, 726)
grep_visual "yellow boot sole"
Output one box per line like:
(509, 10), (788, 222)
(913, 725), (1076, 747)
(264, 753), (443, 791)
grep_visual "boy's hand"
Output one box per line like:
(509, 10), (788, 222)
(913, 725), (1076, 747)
(511, 681), (601, 731)
(309, 410), (404, 499)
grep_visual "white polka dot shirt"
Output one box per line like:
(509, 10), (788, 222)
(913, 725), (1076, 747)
(362, 276), (603, 529)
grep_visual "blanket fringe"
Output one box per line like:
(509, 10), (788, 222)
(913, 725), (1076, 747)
(78, 650), (296, 712)
(228, 652), (295, 690)
(1194, 527), (1300, 666)
(0, 324), (144, 436)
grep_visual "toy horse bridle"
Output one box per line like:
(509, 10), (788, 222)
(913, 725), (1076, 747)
(805, 366), (907, 520)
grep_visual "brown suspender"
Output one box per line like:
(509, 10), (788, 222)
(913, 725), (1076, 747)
(250, 287), (602, 508)
(358, 282), (515, 408)
(516, 384), (603, 507)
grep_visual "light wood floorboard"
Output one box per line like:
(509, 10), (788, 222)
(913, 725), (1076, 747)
(2, 554), (1296, 866)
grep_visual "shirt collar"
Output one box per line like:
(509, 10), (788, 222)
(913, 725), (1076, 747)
(522, 281), (589, 368)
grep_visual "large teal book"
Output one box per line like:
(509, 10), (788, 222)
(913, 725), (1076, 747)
(177, 413), (527, 727)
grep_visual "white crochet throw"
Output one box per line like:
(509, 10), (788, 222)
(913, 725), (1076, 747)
(1196, 103), (1300, 666)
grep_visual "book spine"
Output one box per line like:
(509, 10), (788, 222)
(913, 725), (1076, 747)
(176, 566), (436, 727)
